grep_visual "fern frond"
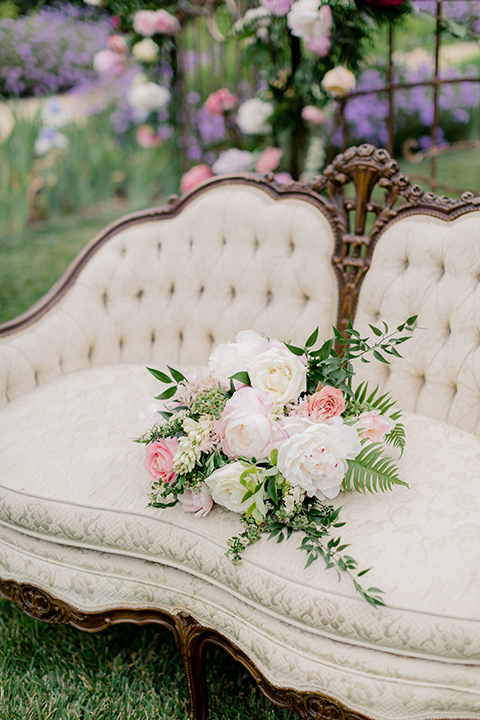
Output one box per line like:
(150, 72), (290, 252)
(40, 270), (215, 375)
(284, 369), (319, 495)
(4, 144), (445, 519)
(384, 423), (406, 455)
(343, 443), (408, 494)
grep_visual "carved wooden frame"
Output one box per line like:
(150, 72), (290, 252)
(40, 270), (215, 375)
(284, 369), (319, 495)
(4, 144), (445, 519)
(1, 145), (479, 719)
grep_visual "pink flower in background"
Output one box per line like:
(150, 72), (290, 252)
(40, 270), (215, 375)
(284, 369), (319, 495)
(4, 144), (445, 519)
(261, 0), (292, 16)
(110, 16), (121, 29)
(155, 9), (181, 35)
(179, 487), (213, 517)
(93, 49), (126, 77)
(205, 88), (238, 115)
(356, 410), (395, 443)
(180, 164), (214, 194)
(301, 105), (326, 125)
(136, 125), (163, 148)
(365, 0), (406, 6)
(144, 438), (179, 484)
(107, 34), (129, 56)
(133, 10), (158, 36)
(307, 35), (331, 57)
(256, 146), (283, 173)
(274, 172), (293, 184)
(308, 386), (345, 422)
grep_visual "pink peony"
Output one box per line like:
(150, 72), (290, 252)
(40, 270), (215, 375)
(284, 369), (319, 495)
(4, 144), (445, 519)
(301, 105), (326, 125)
(308, 386), (345, 421)
(256, 146), (283, 173)
(215, 386), (286, 460)
(133, 10), (158, 36)
(261, 0), (292, 16)
(180, 164), (214, 194)
(93, 49), (126, 78)
(306, 35), (331, 57)
(204, 88), (238, 115)
(144, 438), (179, 485)
(107, 34), (129, 56)
(136, 125), (163, 148)
(178, 487), (213, 517)
(154, 9), (180, 35)
(356, 410), (395, 443)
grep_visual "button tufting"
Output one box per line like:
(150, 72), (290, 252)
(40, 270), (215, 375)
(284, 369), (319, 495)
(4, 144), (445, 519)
(208, 332), (215, 345)
(151, 331), (156, 344)
(119, 338), (124, 351)
(289, 239), (295, 254)
(102, 292), (108, 308)
(120, 246), (127, 256)
(230, 286), (236, 300)
(404, 258), (409, 270)
(198, 285), (204, 297)
(87, 346), (93, 362)
(266, 289), (273, 306)
(169, 283), (175, 296)
(179, 331), (184, 344)
(34, 371), (39, 386)
(157, 241), (162, 254)
(253, 237), (260, 252)
(136, 289), (144, 300)
(303, 293), (310, 305)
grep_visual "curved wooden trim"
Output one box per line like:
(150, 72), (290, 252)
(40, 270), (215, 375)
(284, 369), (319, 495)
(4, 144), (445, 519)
(0, 578), (376, 720)
(0, 173), (341, 339)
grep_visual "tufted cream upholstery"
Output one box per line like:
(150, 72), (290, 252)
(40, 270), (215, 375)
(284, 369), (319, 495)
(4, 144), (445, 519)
(354, 211), (480, 437)
(0, 184), (337, 407)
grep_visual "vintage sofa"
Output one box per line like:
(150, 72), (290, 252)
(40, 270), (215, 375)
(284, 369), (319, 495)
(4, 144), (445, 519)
(0, 145), (479, 720)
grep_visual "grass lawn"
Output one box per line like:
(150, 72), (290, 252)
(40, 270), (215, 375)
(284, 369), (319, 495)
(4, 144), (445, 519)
(0, 598), (294, 720)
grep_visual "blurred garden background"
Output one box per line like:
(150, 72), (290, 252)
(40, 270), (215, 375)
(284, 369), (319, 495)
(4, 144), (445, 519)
(0, 0), (479, 717)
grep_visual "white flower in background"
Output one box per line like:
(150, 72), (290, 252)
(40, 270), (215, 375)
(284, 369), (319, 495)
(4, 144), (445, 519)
(321, 66), (356, 97)
(34, 127), (68, 156)
(247, 346), (307, 405)
(287, 0), (331, 39)
(83, 0), (103, 5)
(41, 98), (69, 129)
(233, 6), (271, 33)
(205, 462), (260, 513)
(277, 421), (361, 500)
(212, 148), (253, 175)
(128, 81), (171, 112)
(132, 38), (159, 63)
(237, 98), (274, 135)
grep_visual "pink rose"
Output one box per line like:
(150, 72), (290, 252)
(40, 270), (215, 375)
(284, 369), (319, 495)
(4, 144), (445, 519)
(301, 105), (326, 125)
(178, 487), (213, 517)
(204, 88), (238, 115)
(133, 10), (158, 36)
(154, 9), (180, 35)
(308, 386), (345, 421)
(215, 386), (286, 460)
(356, 410), (395, 443)
(180, 164), (214, 194)
(144, 438), (179, 484)
(261, 0), (292, 16)
(256, 146), (283, 173)
(93, 49), (126, 78)
(306, 35), (331, 57)
(107, 34), (129, 56)
(136, 125), (163, 148)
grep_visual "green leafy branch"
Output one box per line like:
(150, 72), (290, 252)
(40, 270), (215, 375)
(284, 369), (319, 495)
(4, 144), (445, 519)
(343, 442), (408, 494)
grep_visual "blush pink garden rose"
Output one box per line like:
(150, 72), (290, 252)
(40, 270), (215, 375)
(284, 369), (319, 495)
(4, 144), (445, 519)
(108, 35), (129, 56)
(308, 386), (345, 422)
(307, 35), (331, 58)
(133, 10), (158, 36)
(144, 438), (179, 485)
(256, 146), (283, 173)
(261, 0), (292, 16)
(356, 410), (395, 443)
(178, 486), (213, 517)
(215, 386), (286, 460)
(136, 125), (163, 148)
(204, 88), (238, 115)
(301, 105), (326, 125)
(180, 164), (214, 194)
(155, 9), (181, 35)
(93, 49), (126, 78)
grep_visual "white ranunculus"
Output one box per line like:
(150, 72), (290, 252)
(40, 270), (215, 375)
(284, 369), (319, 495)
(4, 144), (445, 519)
(247, 346), (307, 404)
(128, 82), (171, 112)
(132, 38), (159, 63)
(204, 462), (254, 513)
(321, 66), (356, 97)
(277, 421), (361, 500)
(287, 0), (321, 38)
(211, 148), (253, 175)
(236, 98), (273, 135)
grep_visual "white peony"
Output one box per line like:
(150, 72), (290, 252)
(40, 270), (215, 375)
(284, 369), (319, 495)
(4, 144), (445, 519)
(212, 148), (253, 175)
(321, 66), (356, 97)
(128, 82), (171, 112)
(204, 462), (255, 513)
(277, 421), (361, 500)
(236, 98), (274, 135)
(208, 330), (272, 386)
(132, 38), (159, 63)
(247, 346), (307, 404)
(287, 0), (323, 38)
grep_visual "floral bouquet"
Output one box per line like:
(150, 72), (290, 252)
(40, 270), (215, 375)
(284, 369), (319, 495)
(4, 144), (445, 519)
(138, 317), (416, 606)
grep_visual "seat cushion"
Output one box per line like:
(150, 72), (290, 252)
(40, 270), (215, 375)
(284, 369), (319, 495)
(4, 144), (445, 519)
(1, 364), (479, 718)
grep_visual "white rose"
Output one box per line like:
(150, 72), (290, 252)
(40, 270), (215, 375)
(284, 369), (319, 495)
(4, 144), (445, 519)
(277, 421), (361, 500)
(237, 98), (273, 135)
(247, 347), (307, 404)
(321, 66), (356, 97)
(211, 148), (254, 175)
(128, 82), (171, 112)
(204, 462), (253, 513)
(287, 0), (320, 38)
(132, 38), (159, 63)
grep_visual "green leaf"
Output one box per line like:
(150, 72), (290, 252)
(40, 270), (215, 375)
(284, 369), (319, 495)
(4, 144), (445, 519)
(167, 365), (186, 383)
(368, 324), (383, 337)
(373, 350), (389, 364)
(343, 443), (408, 494)
(147, 367), (171, 384)
(285, 342), (304, 356)
(155, 386), (177, 400)
(229, 371), (251, 386)
(158, 411), (173, 421)
(305, 327), (319, 348)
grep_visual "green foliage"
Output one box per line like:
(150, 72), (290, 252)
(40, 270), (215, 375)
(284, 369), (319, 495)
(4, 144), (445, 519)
(343, 442), (408, 494)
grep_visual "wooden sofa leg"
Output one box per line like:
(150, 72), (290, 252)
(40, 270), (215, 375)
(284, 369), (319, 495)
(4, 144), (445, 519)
(174, 612), (209, 720)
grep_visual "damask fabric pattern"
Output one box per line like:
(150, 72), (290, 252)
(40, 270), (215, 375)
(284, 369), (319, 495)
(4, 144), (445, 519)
(354, 210), (480, 437)
(0, 184), (337, 408)
(0, 363), (479, 719)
